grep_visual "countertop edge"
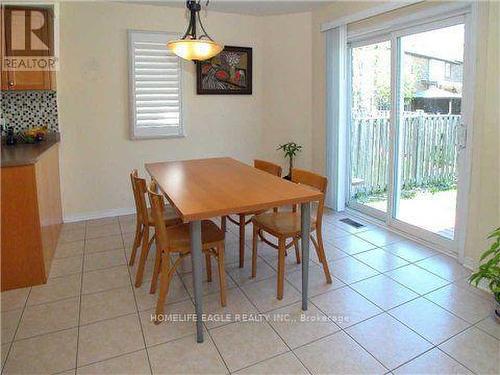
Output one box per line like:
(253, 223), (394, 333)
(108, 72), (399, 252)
(1, 134), (60, 168)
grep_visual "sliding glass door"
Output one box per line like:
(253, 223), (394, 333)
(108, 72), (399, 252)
(347, 16), (469, 251)
(348, 40), (391, 218)
(393, 23), (465, 241)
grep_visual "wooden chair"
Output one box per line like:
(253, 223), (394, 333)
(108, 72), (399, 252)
(147, 182), (227, 323)
(251, 168), (332, 299)
(221, 159), (282, 268)
(129, 170), (181, 289)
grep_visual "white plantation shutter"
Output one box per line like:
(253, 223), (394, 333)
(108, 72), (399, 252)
(129, 31), (184, 139)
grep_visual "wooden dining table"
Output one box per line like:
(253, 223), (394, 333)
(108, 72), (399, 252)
(145, 157), (323, 343)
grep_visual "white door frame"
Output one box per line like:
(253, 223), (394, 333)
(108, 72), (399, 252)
(343, 5), (477, 260)
(346, 35), (392, 222)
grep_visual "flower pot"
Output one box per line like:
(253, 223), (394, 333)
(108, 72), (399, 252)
(284, 157), (293, 181)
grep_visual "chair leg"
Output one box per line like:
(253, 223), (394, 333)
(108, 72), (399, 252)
(154, 253), (173, 324)
(239, 214), (245, 268)
(205, 253), (212, 282)
(221, 216), (226, 232)
(128, 221), (143, 266)
(217, 244), (227, 307)
(293, 238), (301, 264)
(251, 224), (258, 278)
(135, 228), (154, 288)
(314, 228), (332, 284)
(277, 237), (286, 300)
(149, 237), (162, 294)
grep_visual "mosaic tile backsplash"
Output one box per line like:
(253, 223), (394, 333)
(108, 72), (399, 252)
(1, 91), (59, 133)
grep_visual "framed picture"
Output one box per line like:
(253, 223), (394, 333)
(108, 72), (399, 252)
(196, 46), (252, 95)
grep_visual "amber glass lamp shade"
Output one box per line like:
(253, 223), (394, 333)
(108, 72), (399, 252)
(167, 39), (223, 61)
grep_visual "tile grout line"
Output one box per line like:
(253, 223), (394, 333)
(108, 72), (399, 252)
(420, 291), (492, 325)
(222, 247), (491, 375)
(229, 275), (313, 375)
(387, 345), (437, 373)
(73, 220), (88, 374)
(213, 230), (439, 372)
(8, 326), (86, 345)
(3, 214), (492, 374)
(33, 241), (450, 314)
(308, 284), (387, 329)
(337, 324), (391, 372)
(1, 287), (32, 375)
(435, 346), (479, 374)
(253, 216), (491, 372)
(309, 278), (482, 373)
(120, 223), (154, 375)
(473, 318), (500, 341)
(22, 284), (129, 311)
(74, 348), (147, 373)
(173, 253), (232, 374)
(302, 293), (391, 372)
(233, 351), (311, 375)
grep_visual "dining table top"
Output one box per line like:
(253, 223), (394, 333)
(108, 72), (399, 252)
(145, 157), (323, 222)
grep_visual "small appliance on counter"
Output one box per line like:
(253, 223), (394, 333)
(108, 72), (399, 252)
(6, 127), (17, 146)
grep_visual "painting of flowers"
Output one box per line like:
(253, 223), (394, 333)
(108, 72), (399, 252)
(196, 46), (252, 95)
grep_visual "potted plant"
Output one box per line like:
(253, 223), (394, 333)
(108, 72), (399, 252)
(469, 227), (500, 322)
(277, 142), (302, 180)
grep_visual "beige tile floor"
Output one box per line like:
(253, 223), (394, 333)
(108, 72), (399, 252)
(1, 210), (499, 374)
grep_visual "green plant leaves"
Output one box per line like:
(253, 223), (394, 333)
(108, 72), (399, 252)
(469, 227), (500, 299)
(277, 142), (303, 159)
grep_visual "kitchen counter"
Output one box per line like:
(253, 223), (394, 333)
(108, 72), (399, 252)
(1, 137), (62, 291)
(1, 133), (60, 167)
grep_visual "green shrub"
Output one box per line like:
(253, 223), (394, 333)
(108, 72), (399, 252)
(469, 228), (500, 303)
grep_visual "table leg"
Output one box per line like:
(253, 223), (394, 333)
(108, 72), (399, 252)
(301, 202), (311, 310)
(239, 214), (245, 268)
(190, 220), (204, 343)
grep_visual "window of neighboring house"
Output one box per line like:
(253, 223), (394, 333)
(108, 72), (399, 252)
(445, 62), (452, 79)
(128, 30), (184, 139)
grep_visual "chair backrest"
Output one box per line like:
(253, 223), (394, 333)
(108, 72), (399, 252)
(254, 159), (282, 177)
(147, 181), (169, 252)
(291, 168), (328, 227)
(130, 169), (149, 226)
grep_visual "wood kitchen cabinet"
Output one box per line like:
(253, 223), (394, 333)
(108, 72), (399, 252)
(1, 138), (62, 290)
(1, 6), (56, 91)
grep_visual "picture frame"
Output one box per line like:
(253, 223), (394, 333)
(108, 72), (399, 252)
(196, 46), (252, 95)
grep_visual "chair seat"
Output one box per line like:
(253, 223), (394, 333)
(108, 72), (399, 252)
(147, 205), (181, 226)
(252, 212), (316, 237)
(166, 220), (225, 252)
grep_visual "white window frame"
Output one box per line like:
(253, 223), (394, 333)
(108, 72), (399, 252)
(332, 3), (477, 261)
(128, 30), (185, 140)
(445, 62), (452, 79)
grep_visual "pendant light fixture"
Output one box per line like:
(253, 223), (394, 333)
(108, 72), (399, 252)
(167, 0), (223, 61)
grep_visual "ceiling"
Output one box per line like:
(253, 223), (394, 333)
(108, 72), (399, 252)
(132, 0), (335, 16)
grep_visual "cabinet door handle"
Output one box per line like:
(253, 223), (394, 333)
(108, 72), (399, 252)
(8, 81), (15, 87)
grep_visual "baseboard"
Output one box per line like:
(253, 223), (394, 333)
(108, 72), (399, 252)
(63, 207), (136, 223)
(463, 256), (476, 271)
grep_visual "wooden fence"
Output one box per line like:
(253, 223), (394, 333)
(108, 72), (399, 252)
(350, 113), (460, 195)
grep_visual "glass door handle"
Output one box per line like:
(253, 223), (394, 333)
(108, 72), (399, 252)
(458, 122), (467, 150)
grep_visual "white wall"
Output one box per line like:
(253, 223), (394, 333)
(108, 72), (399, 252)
(260, 12), (313, 174)
(58, 1), (314, 221)
(463, 1), (499, 266)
